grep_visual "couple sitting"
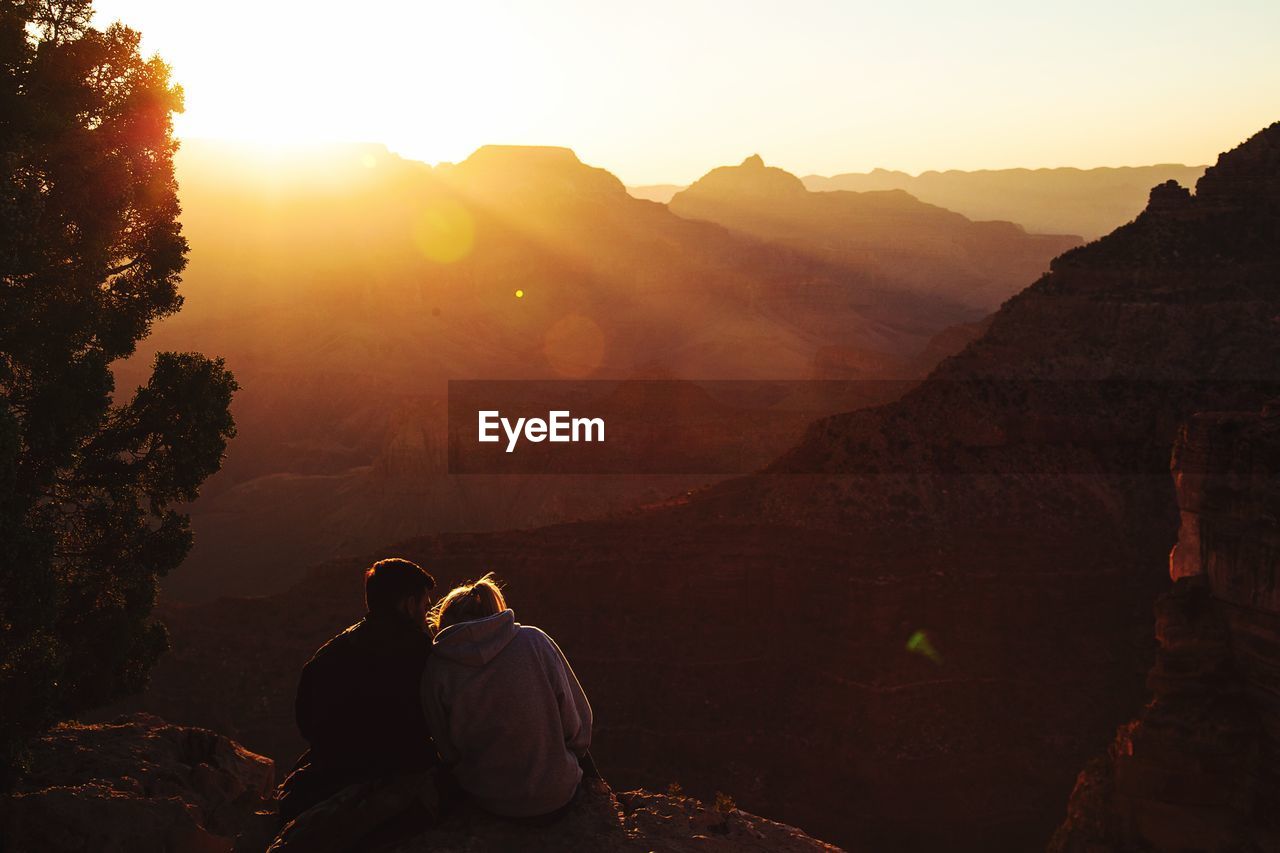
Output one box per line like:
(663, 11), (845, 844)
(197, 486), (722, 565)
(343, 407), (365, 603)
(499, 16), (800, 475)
(278, 558), (597, 836)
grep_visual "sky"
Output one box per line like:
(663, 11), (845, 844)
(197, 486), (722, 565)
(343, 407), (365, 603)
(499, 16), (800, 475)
(91, 0), (1280, 185)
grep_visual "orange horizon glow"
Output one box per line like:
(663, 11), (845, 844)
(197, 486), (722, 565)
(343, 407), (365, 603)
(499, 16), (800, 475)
(91, 0), (1280, 185)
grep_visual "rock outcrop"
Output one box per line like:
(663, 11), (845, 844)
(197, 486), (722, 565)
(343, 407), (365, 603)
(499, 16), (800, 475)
(1050, 402), (1280, 852)
(389, 788), (844, 852)
(133, 122), (1280, 852)
(1, 713), (839, 852)
(272, 778), (843, 853)
(0, 713), (277, 853)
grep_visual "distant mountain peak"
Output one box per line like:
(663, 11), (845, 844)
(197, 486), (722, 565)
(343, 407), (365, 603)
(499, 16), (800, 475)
(462, 144), (583, 166)
(669, 152), (1080, 311)
(446, 144), (625, 199)
(675, 155), (806, 200)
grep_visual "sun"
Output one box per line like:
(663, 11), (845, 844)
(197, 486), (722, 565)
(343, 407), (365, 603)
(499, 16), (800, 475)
(98, 0), (546, 167)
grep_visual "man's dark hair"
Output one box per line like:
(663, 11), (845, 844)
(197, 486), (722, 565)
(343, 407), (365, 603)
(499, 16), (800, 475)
(365, 558), (436, 614)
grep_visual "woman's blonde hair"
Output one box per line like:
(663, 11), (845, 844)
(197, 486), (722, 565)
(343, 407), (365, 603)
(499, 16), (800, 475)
(429, 572), (508, 633)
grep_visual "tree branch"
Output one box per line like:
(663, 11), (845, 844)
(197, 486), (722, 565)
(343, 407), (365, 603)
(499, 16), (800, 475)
(106, 257), (143, 276)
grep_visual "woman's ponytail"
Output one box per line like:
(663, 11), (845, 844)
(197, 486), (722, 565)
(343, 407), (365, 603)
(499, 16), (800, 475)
(429, 572), (508, 633)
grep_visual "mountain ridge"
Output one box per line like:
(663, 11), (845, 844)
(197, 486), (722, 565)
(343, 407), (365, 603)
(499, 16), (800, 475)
(669, 154), (1081, 311)
(629, 162), (1210, 239)
(802, 163), (1210, 239)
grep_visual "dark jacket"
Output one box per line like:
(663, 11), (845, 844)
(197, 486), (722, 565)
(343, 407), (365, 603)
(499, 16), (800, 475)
(295, 611), (437, 775)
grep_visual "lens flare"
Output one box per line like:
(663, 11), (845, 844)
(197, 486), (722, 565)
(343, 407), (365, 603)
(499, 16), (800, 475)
(906, 630), (943, 665)
(543, 314), (605, 378)
(412, 199), (475, 264)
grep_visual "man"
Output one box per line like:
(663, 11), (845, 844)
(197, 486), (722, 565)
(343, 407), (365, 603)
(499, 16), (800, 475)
(278, 558), (438, 823)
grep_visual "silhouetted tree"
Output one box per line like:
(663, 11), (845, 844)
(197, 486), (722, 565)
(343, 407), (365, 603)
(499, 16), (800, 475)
(0, 0), (237, 784)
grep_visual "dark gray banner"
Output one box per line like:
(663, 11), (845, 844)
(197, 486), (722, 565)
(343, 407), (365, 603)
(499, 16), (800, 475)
(446, 379), (1280, 475)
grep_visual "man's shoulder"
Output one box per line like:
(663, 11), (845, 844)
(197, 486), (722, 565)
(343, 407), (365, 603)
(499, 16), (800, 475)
(305, 620), (365, 667)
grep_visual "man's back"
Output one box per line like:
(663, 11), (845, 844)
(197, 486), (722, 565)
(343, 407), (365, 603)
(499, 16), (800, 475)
(278, 558), (437, 826)
(296, 611), (436, 774)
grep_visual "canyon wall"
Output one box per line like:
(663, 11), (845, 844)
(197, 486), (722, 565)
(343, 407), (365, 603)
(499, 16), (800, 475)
(1051, 402), (1280, 852)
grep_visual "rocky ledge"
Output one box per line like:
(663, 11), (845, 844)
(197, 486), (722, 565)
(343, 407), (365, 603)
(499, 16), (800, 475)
(0, 713), (277, 852)
(273, 774), (843, 853)
(1, 714), (841, 852)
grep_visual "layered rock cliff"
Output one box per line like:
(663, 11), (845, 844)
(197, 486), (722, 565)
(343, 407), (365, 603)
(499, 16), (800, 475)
(130, 122), (1280, 852)
(1050, 402), (1280, 852)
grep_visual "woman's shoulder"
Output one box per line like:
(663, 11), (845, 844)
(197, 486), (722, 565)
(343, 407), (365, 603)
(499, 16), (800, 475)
(513, 622), (552, 642)
(513, 623), (562, 655)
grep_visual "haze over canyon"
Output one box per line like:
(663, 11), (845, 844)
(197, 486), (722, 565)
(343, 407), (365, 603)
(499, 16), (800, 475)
(112, 124), (1280, 850)
(135, 139), (1098, 601)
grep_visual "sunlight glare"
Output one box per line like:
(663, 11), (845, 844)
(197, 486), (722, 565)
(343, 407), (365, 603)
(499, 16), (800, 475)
(412, 199), (475, 264)
(544, 315), (605, 378)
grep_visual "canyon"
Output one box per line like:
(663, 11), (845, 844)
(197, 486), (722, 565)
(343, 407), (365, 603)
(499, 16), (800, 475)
(129, 141), (1067, 601)
(123, 123), (1280, 851)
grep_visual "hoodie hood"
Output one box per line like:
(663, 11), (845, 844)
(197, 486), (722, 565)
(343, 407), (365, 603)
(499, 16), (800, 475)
(432, 609), (518, 666)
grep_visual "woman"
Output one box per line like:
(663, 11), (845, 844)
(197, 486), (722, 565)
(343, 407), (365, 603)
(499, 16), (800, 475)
(421, 573), (595, 819)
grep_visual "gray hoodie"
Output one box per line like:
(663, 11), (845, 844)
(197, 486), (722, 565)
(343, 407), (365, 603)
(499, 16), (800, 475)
(422, 610), (592, 817)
